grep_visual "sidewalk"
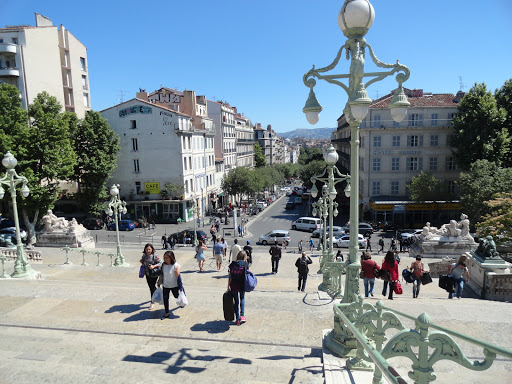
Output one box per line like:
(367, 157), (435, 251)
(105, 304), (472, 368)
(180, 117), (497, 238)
(0, 246), (511, 383)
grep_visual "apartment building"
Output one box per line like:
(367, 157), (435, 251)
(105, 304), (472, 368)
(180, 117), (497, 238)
(254, 124), (286, 165)
(332, 88), (464, 227)
(100, 96), (216, 223)
(235, 113), (255, 168)
(0, 13), (90, 117)
(207, 100), (237, 173)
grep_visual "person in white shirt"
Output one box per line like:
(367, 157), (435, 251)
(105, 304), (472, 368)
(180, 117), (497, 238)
(230, 238), (242, 263)
(157, 251), (180, 319)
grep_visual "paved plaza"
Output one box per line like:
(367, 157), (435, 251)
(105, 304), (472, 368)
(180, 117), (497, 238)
(0, 243), (511, 383)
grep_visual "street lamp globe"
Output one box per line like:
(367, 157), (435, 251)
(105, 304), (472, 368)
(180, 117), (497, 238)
(325, 146), (339, 166)
(389, 86), (410, 122)
(2, 152), (18, 169)
(110, 185), (119, 197)
(310, 184), (318, 198)
(21, 184), (30, 198)
(338, 0), (375, 38)
(344, 183), (351, 198)
(0, 186), (4, 199)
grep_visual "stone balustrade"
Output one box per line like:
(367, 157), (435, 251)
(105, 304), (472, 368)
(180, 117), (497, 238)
(0, 248), (43, 262)
(485, 272), (512, 302)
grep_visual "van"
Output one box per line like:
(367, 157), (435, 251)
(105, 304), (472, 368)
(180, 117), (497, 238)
(291, 217), (323, 232)
(342, 222), (374, 237)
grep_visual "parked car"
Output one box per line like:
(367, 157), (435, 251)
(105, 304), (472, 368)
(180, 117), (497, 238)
(107, 220), (136, 231)
(399, 229), (422, 239)
(82, 218), (104, 230)
(286, 190), (292, 196)
(259, 230), (290, 245)
(170, 229), (208, 245)
(295, 196), (303, 204)
(285, 201), (296, 210)
(0, 227), (27, 244)
(312, 226), (345, 238)
(333, 234), (367, 249)
(256, 201), (268, 210)
(291, 217), (323, 232)
(342, 222), (374, 237)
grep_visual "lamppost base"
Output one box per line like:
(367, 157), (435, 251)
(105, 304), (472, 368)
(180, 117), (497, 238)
(11, 269), (42, 280)
(114, 260), (130, 267)
(323, 329), (356, 358)
(318, 282), (328, 292)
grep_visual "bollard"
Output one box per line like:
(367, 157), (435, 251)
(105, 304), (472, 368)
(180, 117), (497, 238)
(0, 255), (11, 278)
(79, 249), (89, 266)
(108, 253), (115, 267)
(62, 246), (72, 265)
(94, 251), (103, 267)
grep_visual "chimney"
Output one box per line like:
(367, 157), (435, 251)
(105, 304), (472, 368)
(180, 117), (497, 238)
(454, 90), (465, 103)
(136, 91), (148, 101)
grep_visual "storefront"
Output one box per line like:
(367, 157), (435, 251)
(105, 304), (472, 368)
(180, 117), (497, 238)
(126, 199), (193, 223)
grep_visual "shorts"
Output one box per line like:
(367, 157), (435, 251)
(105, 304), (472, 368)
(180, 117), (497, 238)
(215, 254), (223, 264)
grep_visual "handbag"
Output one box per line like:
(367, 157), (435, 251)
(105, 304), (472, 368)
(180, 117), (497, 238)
(374, 269), (381, 278)
(439, 274), (455, 292)
(359, 270), (365, 279)
(244, 270), (258, 292)
(138, 265), (145, 278)
(380, 270), (391, 282)
(393, 280), (403, 295)
(421, 271), (432, 285)
(149, 265), (162, 278)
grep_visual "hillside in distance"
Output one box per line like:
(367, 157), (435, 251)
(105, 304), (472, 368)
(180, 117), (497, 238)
(277, 127), (335, 139)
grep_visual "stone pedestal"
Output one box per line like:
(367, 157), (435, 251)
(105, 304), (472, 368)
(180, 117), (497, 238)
(466, 252), (512, 301)
(36, 228), (95, 248)
(409, 236), (478, 259)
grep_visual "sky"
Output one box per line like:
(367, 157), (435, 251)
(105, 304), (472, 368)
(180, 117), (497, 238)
(1, 0), (511, 133)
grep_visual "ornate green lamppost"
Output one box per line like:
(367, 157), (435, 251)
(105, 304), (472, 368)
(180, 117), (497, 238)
(311, 147), (350, 291)
(303, 0), (410, 303)
(105, 184), (129, 267)
(191, 197), (199, 247)
(0, 152), (34, 278)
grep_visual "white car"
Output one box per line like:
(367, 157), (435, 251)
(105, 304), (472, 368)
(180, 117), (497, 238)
(312, 226), (345, 238)
(256, 201), (268, 209)
(286, 190), (292, 196)
(333, 234), (367, 249)
(259, 230), (290, 245)
(400, 229), (422, 239)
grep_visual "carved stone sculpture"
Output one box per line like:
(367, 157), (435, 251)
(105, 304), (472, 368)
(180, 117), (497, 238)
(475, 235), (500, 259)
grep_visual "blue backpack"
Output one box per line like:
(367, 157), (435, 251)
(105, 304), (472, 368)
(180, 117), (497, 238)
(244, 270), (258, 292)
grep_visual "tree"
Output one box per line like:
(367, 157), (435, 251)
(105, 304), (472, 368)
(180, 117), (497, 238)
(298, 160), (326, 189)
(16, 92), (77, 244)
(298, 147), (323, 165)
(254, 143), (266, 168)
(495, 78), (512, 166)
(459, 160), (512, 223)
(221, 167), (253, 203)
(407, 172), (440, 201)
(476, 193), (512, 247)
(450, 82), (510, 170)
(69, 110), (119, 215)
(0, 83), (29, 157)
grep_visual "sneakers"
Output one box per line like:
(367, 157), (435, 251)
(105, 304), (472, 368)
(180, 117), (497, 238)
(240, 316), (246, 324)
(149, 303), (154, 310)
(236, 320), (241, 326)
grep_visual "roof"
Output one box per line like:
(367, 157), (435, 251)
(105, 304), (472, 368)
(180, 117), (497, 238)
(370, 88), (460, 109)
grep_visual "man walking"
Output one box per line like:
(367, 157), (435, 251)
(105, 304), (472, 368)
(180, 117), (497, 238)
(269, 241), (282, 274)
(243, 240), (253, 267)
(309, 237), (315, 252)
(295, 252), (312, 292)
(213, 238), (225, 272)
(365, 233), (372, 252)
(298, 239), (303, 253)
(230, 238), (242, 262)
(378, 238), (384, 254)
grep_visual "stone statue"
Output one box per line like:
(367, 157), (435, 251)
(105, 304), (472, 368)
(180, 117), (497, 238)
(458, 213), (474, 241)
(420, 224), (433, 240)
(475, 235), (500, 259)
(439, 220), (461, 237)
(67, 218), (85, 233)
(41, 210), (69, 232)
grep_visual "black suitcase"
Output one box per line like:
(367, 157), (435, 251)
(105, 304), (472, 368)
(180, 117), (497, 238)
(439, 274), (455, 292)
(223, 291), (235, 321)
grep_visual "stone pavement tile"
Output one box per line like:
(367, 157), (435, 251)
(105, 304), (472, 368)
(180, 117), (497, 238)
(0, 296), (33, 317)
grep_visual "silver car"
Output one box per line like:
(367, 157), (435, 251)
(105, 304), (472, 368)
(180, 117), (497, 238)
(312, 226), (345, 238)
(259, 230), (290, 245)
(333, 234), (367, 248)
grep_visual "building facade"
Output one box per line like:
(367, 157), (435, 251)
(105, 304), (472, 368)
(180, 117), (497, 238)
(235, 113), (255, 168)
(207, 100), (237, 173)
(332, 88), (464, 228)
(0, 13), (90, 117)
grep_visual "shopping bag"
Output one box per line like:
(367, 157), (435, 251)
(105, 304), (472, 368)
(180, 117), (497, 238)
(152, 287), (163, 305)
(393, 281), (403, 295)
(176, 290), (188, 307)
(421, 271), (433, 285)
(139, 265), (145, 278)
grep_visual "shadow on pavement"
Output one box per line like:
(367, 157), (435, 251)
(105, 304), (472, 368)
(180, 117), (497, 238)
(105, 302), (148, 314)
(190, 320), (230, 334)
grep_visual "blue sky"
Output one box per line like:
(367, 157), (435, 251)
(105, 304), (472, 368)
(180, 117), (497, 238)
(2, 0), (511, 133)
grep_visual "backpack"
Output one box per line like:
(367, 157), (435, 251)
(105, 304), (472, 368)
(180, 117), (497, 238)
(402, 268), (414, 284)
(230, 261), (245, 283)
(297, 258), (309, 274)
(244, 270), (258, 292)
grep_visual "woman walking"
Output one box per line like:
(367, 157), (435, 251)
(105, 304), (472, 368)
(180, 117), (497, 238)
(140, 243), (162, 309)
(156, 251), (181, 319)
(360, 252), (380, 298)
(195, 239), (207, 271)
(227, 250), (250, 326)
(449, 255), (470, 299)
(381, 251), (399, 300)
(410, 256), (424, 298)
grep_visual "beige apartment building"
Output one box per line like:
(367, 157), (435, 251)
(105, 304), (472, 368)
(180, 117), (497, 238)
(332, 88), (464, 228)
(0, 13), (90, 118)
(235, 113), (255, 168)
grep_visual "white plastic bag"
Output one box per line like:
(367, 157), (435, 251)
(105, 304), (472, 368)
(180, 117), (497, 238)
(176, 290), (188, 307)
(152, 287), (163, 305)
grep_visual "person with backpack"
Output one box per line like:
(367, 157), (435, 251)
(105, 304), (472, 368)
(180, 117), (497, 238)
(227, 250), (250, 325)
(243, 240), (253, 267)
(409, 256), (424, 298)
(390, 237), (397, 251)
(269, 241), (282, 274)
(381, 251), (399, 300)
(360, 251), (380, 298)
(295, 252), (312, 292)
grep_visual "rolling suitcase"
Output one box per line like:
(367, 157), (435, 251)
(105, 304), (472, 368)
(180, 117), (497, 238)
(439, 274), (455, 292)
(223, 291), (235, 321)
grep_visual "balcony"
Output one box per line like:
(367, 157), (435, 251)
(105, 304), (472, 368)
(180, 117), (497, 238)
(0, 43), (17, 54)
(0, 67), (19, 77)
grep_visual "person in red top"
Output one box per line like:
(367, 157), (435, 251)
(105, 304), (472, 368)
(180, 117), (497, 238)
(381, 251), (399, 300)
(360, 252), (380, 297)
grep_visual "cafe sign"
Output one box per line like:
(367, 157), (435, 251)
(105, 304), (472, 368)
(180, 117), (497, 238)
(144, 182), (160, 194)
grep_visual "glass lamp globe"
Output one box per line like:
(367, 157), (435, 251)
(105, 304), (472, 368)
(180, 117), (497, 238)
(110, 185), (119, 197)
(21, 184), (30, 198)
(2, 152), (17, 169)
(325, 146), (339, 166)
(338, 0), (375, 38)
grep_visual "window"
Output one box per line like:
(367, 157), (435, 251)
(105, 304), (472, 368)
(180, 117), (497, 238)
(406, 157), (423, 171)
(431, 113), (438, 126)
(83, 93), (89, 108)
(390, 181), (399, 195)
(448, 113), (458, 126)
(391, 157), (400, 171)
(82, 75), (87, 90)
(393, 120), (400, 128)
(408, 113), (423, 127)
(183, 157), (187, 170)
(373, 158), (381, 171)
(448, 180), (457, 195)
(372, 115), (381, 128)
(372, 181), (380, 196)
(130, 120), (136, 129)
(80, 57), (86, 71)
(12, 38), (18, 44)
(133, 159), (140, 173)
(392, 135), (400, 147)
(373, 136), (382, 148)
(135, 181), (141, 194)
(446, 156), (457, 170)
(184, 180), (189, 194)
(429, 157), (438, 170)
(0, 39), (3, 43)
(430, 135), (439, 147)
(131, 138), (138, 151)
(407, 135), (423, 147)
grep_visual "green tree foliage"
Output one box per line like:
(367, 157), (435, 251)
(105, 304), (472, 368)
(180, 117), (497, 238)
(221, 167), (253, 201)
(258, 167), (284, 191)
(0, 83), (29, 156)
(495, 79), (512, 166)
(450, 82), (511, 170)
(298, 147), (323, 165)
(298, 160), (326, 189)
(69, 110), (119, 215)
(459, 160), (512, 223)
(476, 193), (512, 247)
(254, 142), (266, 168)
(406, 171), (455, 201)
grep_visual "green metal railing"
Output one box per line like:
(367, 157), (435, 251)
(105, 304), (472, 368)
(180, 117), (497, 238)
(61, 246), (116, 267)
(329, 297), (512, 384)
(322, 261), (347, 298)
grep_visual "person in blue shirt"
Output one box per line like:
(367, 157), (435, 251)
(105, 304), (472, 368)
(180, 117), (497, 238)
(212, 237), (226, 272)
